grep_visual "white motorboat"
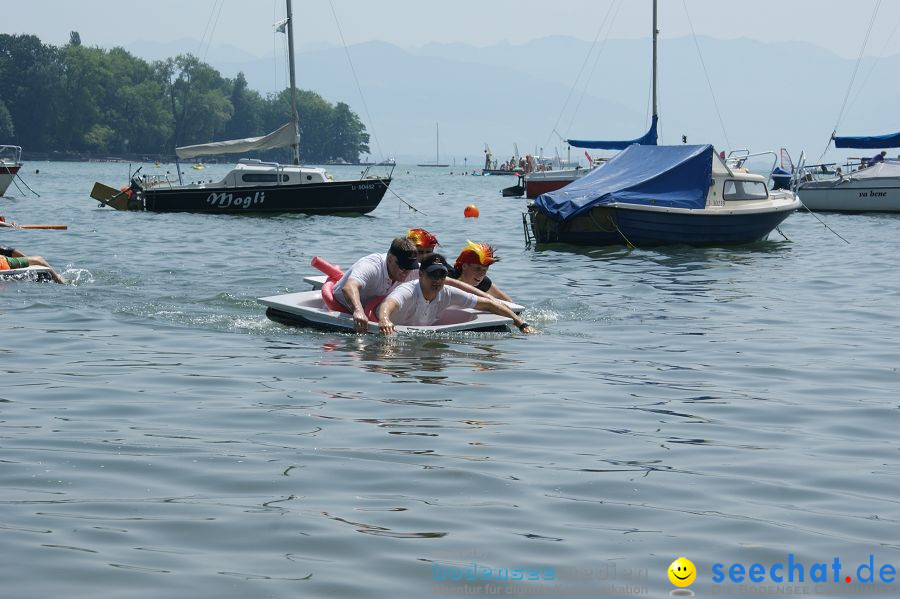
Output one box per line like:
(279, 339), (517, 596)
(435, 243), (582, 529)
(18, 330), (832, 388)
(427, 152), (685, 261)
(0, 145), (22, 197)
(259, 290), (515, 333)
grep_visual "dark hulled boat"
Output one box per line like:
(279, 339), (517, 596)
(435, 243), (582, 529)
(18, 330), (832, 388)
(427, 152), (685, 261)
(89, 0), (391, 215)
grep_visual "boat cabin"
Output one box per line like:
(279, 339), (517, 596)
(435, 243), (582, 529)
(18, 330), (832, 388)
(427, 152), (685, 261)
(706, 153), (774, 207)
(205, 159), (330, 189)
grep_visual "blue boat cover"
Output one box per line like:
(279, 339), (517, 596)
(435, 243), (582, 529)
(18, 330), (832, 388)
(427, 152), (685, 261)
(834, 131), (900, 149)
(566, 115), (659, 150)
(534, 144), (713, 222)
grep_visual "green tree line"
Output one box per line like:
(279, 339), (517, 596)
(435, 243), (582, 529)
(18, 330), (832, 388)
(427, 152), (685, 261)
(0, 32), (370, 163)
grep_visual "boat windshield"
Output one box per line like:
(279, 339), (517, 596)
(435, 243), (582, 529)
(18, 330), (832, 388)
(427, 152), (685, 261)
(0, 145), (22, 164)
(723, 179), (768, 201)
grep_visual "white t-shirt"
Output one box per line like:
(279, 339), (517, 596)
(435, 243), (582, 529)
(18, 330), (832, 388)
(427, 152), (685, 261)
(333, 253), (416, 309)
(384, 280), (478, 326)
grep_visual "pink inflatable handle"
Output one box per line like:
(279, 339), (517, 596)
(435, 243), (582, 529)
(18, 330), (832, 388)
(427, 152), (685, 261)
(310, 256), (343, 281)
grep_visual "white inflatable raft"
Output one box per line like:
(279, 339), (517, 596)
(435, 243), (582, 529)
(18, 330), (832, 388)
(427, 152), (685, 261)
(301, 274), (525, 313)
(0, 266), (53, 282)
(259, 290), (515, 333)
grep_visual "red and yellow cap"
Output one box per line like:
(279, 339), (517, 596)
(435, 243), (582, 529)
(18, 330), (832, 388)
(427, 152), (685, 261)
(454, 240), (499, 269)
(407, 228), (440, 250)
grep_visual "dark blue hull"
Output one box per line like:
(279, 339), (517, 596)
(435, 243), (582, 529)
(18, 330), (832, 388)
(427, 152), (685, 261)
(530, 205), (796, 247)
(139, 178), (391, 214)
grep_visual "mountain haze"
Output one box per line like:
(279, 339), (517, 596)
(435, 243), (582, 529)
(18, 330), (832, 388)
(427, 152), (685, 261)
(122, 35), (900, 166)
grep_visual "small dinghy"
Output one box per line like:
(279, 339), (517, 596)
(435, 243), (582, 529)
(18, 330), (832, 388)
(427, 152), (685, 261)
(259, 290), (515, 333)
(0, 266), (53, 282)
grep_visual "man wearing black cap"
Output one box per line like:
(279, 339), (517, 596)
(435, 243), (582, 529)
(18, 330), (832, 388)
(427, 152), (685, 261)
(333, 237), (420, 332)
(376, 253), (535, 336)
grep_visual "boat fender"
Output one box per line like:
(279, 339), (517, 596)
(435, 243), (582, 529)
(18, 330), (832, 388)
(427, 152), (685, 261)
(320, 279), (349, 313)
(311, 256), (381, 321)
(320, 280), (382, 322)
(364, 296), (383, 322)
(310, 256), (343, 279)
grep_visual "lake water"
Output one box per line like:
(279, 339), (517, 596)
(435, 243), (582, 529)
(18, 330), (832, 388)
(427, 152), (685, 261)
(2, 162), (898, 598)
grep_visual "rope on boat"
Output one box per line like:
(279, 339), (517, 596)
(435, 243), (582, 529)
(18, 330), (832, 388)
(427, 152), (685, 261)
(12, 173), (40, 197)
(798, 203), (851, 244)
(543, 0), (621, 152)
(386, 184), (425, 216)
(681, 0), (731, 151)
(588, 208), (636, 249)
(775, 226), (790, 242)
(820, 0), (882, 162)
(327, 0), (386, 162)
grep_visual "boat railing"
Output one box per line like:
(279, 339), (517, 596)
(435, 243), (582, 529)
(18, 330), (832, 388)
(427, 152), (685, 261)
(360, 164), (395, 180)
(0, 145), (23, 165)
(725, 149), (779, 185)
(796, 157), (869, 183)
(141, 173), (179, 188)
(238, 158), (282, 169)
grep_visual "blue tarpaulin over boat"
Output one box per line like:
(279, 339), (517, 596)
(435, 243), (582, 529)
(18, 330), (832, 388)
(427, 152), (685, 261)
(834, 130), (900, 149)
(566, 115), (659, 150)
(533, 144), (713, 222)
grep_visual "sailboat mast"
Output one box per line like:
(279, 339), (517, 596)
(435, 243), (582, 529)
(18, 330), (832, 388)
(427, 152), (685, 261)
(651, 0), (658, 118)
(286, 0), (300, 165)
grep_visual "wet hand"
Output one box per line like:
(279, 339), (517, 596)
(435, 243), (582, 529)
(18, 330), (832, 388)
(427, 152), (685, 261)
(379, 319), (395, 336)
(352, 309), (369, 332)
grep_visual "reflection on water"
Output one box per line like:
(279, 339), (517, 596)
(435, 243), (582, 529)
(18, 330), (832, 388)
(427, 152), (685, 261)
(311, 333), (518, 380)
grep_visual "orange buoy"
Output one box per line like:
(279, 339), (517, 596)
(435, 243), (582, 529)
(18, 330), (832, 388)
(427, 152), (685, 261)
(464, 204), (479, 218)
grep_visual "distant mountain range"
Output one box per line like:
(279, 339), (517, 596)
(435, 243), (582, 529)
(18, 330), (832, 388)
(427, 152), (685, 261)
(125, 36), (900, 166)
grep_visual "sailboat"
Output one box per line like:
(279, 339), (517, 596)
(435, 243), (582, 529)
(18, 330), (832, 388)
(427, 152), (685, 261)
(89, 0), (391, 214)
(793, 131), (900, 213)
(417, 123), (449, 167)
(527, 0), (800, 247)
(503, 12), (661, 200)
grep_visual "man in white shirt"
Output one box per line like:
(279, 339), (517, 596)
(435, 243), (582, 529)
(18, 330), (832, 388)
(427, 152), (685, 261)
(376, 253), (535, 336)
(333, 237), (420, 332)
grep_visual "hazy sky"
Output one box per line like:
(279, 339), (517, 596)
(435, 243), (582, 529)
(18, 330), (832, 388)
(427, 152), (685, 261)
(5, 0), (900, 60)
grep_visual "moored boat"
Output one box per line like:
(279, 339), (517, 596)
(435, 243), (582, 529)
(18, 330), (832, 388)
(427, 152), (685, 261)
(794, 131), (900, 212)
(523, 167), (587, 198)
(482, 168), (521, 176)
(91, 157), (391, 214)
(0, 145), (22, 197)
(88, 0), (391, 215)
(528, 144), (800, 247)
(417, 123), (449, 167)
(797, 160), (900, 212)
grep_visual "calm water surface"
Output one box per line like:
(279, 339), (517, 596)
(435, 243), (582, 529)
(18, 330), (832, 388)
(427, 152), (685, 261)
(2, 162), (898, 598)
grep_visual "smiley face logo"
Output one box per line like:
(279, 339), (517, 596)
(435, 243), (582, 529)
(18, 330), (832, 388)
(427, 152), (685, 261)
(668, 557), (696, 587)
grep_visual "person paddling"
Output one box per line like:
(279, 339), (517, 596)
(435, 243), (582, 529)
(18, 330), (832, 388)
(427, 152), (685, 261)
(449, 240), (512, 302)
(0, 244), (66, 283)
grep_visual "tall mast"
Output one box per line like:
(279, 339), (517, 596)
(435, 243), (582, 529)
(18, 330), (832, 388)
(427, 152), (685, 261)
(651, 0), (658, 118)
(286, 0), (300, 165)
